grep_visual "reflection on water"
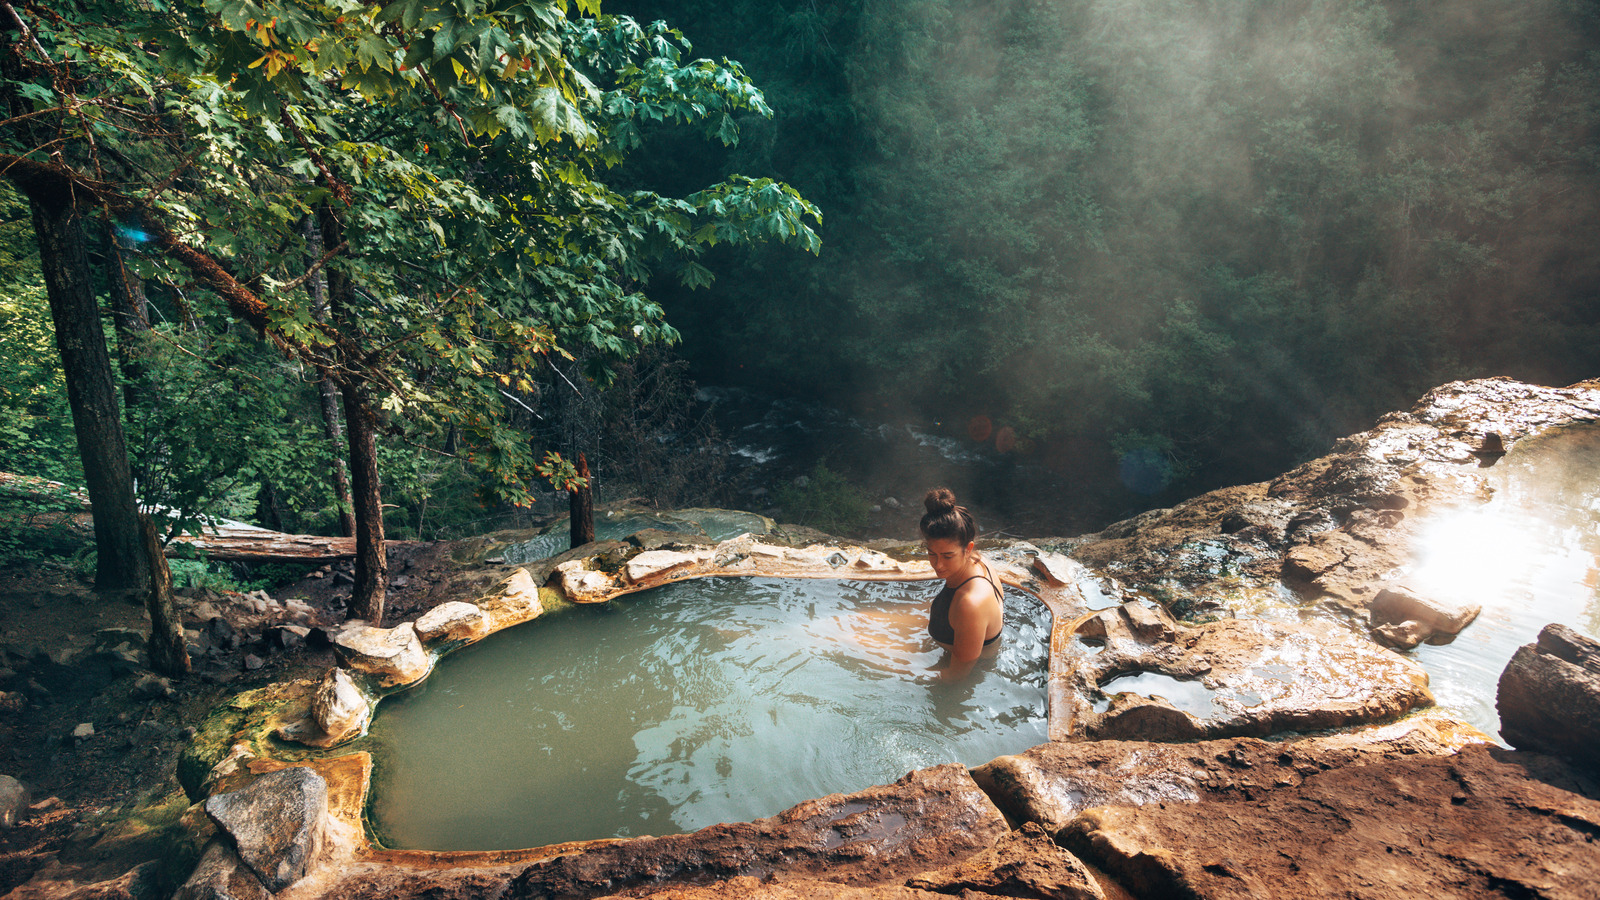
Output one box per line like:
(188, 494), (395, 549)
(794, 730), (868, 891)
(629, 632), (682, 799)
(365, 577), (1049, 851)
(1092, 671), (1219, 717)
(1406, 425), (1600, 741)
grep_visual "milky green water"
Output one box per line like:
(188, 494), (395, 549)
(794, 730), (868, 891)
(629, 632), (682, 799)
(365, 577), (1049, 851)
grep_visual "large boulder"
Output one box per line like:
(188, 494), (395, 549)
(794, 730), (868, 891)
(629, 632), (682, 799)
(331, 622), (429, 687)
(1498, 623), (1600, 769)
(203, 766), (330, 892)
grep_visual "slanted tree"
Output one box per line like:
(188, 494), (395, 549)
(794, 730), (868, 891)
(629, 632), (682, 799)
(2, 0), (820, 624)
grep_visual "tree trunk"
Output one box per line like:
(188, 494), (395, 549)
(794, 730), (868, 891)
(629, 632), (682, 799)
(106, 226), (151, 411)
(141, 515), (191, 678)
(303, 214), (356, 537)
(341, 381), (386, 623)
(256, 477), (286, 533)
(570, 452), (595, 548)
(29, 192), (150, 591)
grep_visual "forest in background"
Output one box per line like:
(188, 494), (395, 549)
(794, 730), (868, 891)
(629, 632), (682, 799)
(4, 0), (1600, 594)
(609, 0), (1600, 488)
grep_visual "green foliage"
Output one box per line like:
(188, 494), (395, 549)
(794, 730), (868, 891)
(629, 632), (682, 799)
(2, 0), (822, 544)
(774, 460), (869, 536)
(0, 186), (77, 484)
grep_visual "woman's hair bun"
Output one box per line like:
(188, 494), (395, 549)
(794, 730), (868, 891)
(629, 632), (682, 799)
(924, 487), (958, 514)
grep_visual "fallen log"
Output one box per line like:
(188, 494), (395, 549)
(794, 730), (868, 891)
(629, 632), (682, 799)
(3, 471), (356, 563)
(167, 523), (357, 562)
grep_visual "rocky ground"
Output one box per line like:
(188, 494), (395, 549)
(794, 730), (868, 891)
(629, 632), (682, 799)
(0, 539), (460, 898)
(4, 377), (1600, 900)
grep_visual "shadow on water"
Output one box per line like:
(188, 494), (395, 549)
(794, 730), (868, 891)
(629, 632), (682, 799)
(362, 577), (1049, 851)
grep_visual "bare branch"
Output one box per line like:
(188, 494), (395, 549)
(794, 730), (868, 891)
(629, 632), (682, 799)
(275, 239), (348, 292)
(2, 0), (54, 66)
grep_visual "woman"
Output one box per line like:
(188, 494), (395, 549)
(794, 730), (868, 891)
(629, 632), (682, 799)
(921, 488), (1004, 680)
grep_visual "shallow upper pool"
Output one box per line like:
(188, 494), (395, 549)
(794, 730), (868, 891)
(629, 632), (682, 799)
(1407, 424), (1600, 740)
(365, 576), (1049, 851)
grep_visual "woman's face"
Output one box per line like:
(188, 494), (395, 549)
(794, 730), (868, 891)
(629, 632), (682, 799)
(925, 537), (972, 581)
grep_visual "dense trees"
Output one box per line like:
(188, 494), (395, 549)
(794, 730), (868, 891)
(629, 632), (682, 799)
(612, 0), (1600, 491)
(1, 0), (818, 621)
(4, 0), (1600, 571)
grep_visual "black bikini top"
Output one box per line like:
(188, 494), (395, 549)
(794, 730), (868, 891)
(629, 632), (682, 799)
(928, 565), (1002, 646)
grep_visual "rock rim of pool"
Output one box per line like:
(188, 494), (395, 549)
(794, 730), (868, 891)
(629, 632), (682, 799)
(168, 376), (1600, 899)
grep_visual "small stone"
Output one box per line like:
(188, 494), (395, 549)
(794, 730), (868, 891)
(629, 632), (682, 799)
(243, 654), (266, 671)
(206, 617), (238, 651)
(71, 723), (94, 744)
(130, 673), (175, 701)
(332, 571), (355, 586)
(269, 625), (310, 652)
(884, 496), (901, 509)
(553, 560), (618, 603)
(28, 796), (62, 814)
(173, 839), (270, 900)
(0, 775), (29, 827)
(1369, 585), (1481, 647)
(1122, 601), (1177, 642)
(308, 570), (325, 579)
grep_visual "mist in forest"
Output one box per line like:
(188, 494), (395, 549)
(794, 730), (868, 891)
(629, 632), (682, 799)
(612, 0), (1600, 503)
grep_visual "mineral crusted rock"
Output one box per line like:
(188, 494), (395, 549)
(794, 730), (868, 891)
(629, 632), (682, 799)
(478, 568), (546, 630)
(173, 838), (271, 900)
(308, 667), (369, 745)
(1120, 601), (1176, 642)
(971, 714), (1483, 832)
(203, 766), (329, 892)
(905, 822), (1106, 900)
(331, 622), (429, 687)
(414, 601), (489, 645)
(1071, 617), (1433, 741)
(553, 559), (618, 603)
(1070, 379), (1600, 620)
(1031, 552), (1084, 586)
(1498, 623), (1600, 769)
(623, 549), (699, 584)
(503, 764), (1007, 898)
(1368, 584), (1481, 649)
(0, 774), (28, 827)
(1060, 743), (1600, 900)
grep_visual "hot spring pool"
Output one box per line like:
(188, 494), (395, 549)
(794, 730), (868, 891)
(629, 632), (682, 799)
(1405, 424), (1600, 741)
(364, 577), (1050, 851)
